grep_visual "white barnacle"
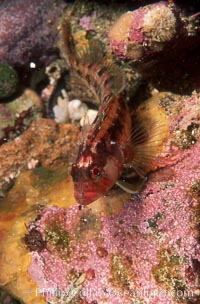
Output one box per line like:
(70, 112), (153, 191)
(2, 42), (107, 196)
(80, 109), (98, 127)
(143, 4), (176, 49)
(53, 95), (69, 123)
(68, 99), (88, 123)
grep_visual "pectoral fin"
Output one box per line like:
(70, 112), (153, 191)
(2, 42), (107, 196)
(116, 177), (146, 194)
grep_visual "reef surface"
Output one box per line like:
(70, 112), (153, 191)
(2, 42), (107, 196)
(0, 1), (200, 304)
(0, 0), (66, 68)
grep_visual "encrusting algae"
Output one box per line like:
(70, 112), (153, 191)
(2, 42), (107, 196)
(1, 2), (200, 304)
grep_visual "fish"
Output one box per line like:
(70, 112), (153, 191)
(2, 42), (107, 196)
(60, 18), (166, 206)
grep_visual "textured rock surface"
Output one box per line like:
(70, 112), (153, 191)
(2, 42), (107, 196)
(0, 118), (79, 195)
(0, 89), (43, 145)
(0, 1), (200, 303)
(109, 1), (200, 93)
(25, 92), (200, 303)
(0, 63), (18, 98)
(0, 0), (66, 67)
(109, 1), (200, 60)
(27, 137), (200, 304)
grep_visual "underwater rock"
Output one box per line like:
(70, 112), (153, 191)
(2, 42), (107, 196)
(0, 91), (198, 303)
(0, 0), (66, 68)
(0, 89), (43, 145)
(0, 2), (200, 302)
(0, 63), (18, 99)
(0, 288), (21, 304)
(109, 1), (200, 93)
(27, 132), (200, 304)
(109, 2), (181, 59)
(0, 118), (79, 195)
(108, 1), (200, 60)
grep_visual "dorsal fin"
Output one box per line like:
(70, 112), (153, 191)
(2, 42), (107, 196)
(58, 17), (125, 105)
(76, 39), (105, 65)
(58, 15), (76, 68)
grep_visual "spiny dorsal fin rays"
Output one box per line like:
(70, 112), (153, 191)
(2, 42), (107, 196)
(69, 67), (113, 105)
(58, 16), (77, 68)
(75, 38), (125, 96)
(76, 39), (105, 65)
(74, 53), (125, 103)
(69, 61), (123, 106)
(59, 18), (125, 105)
(70, 72), (102, 104)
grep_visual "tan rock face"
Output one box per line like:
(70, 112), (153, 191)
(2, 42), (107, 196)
(0, 118), (79, 194)
(108, 2), (200, 94)
(108, 2), (179, 60)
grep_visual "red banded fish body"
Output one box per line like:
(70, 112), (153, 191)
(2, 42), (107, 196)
(71, 94), (133, 205)
(60, 18), (161, 206)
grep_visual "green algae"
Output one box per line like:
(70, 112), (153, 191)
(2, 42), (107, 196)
(147, 218), (158, 229)
(0, 165), (72, 216)
(0, 287), (23, 304)
(161, 182), (175, 189)
(110, 254), (134, 289)
(32, 166), (69, 190)
(152, 249), (189, 301)
(175, 123), (200, 150)
(45, 224), (71, 250)
(0, 63), (18, 99)
(73, 208), (102, 242)
(190, 180), (200, 199)
(176, 129), (197, 149)
(147, 212), (164, 230)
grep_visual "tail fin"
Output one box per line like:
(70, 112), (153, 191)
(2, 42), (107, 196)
(58, 17), (125, 105)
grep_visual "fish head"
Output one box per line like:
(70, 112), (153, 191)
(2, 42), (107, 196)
(71, 140), (124, 205)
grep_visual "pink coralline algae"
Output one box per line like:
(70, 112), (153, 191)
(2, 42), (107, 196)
(0, 0), (66, 67)
(28, 93), (200, 303)
(108, 1), (197, 60)
(108, 2), (200, 93)
(79, 13), (96, 32)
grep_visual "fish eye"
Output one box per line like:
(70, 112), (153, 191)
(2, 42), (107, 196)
(89, 164), (102, 180)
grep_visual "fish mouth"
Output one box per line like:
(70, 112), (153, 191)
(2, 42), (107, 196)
(74, 189), (101, 206)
